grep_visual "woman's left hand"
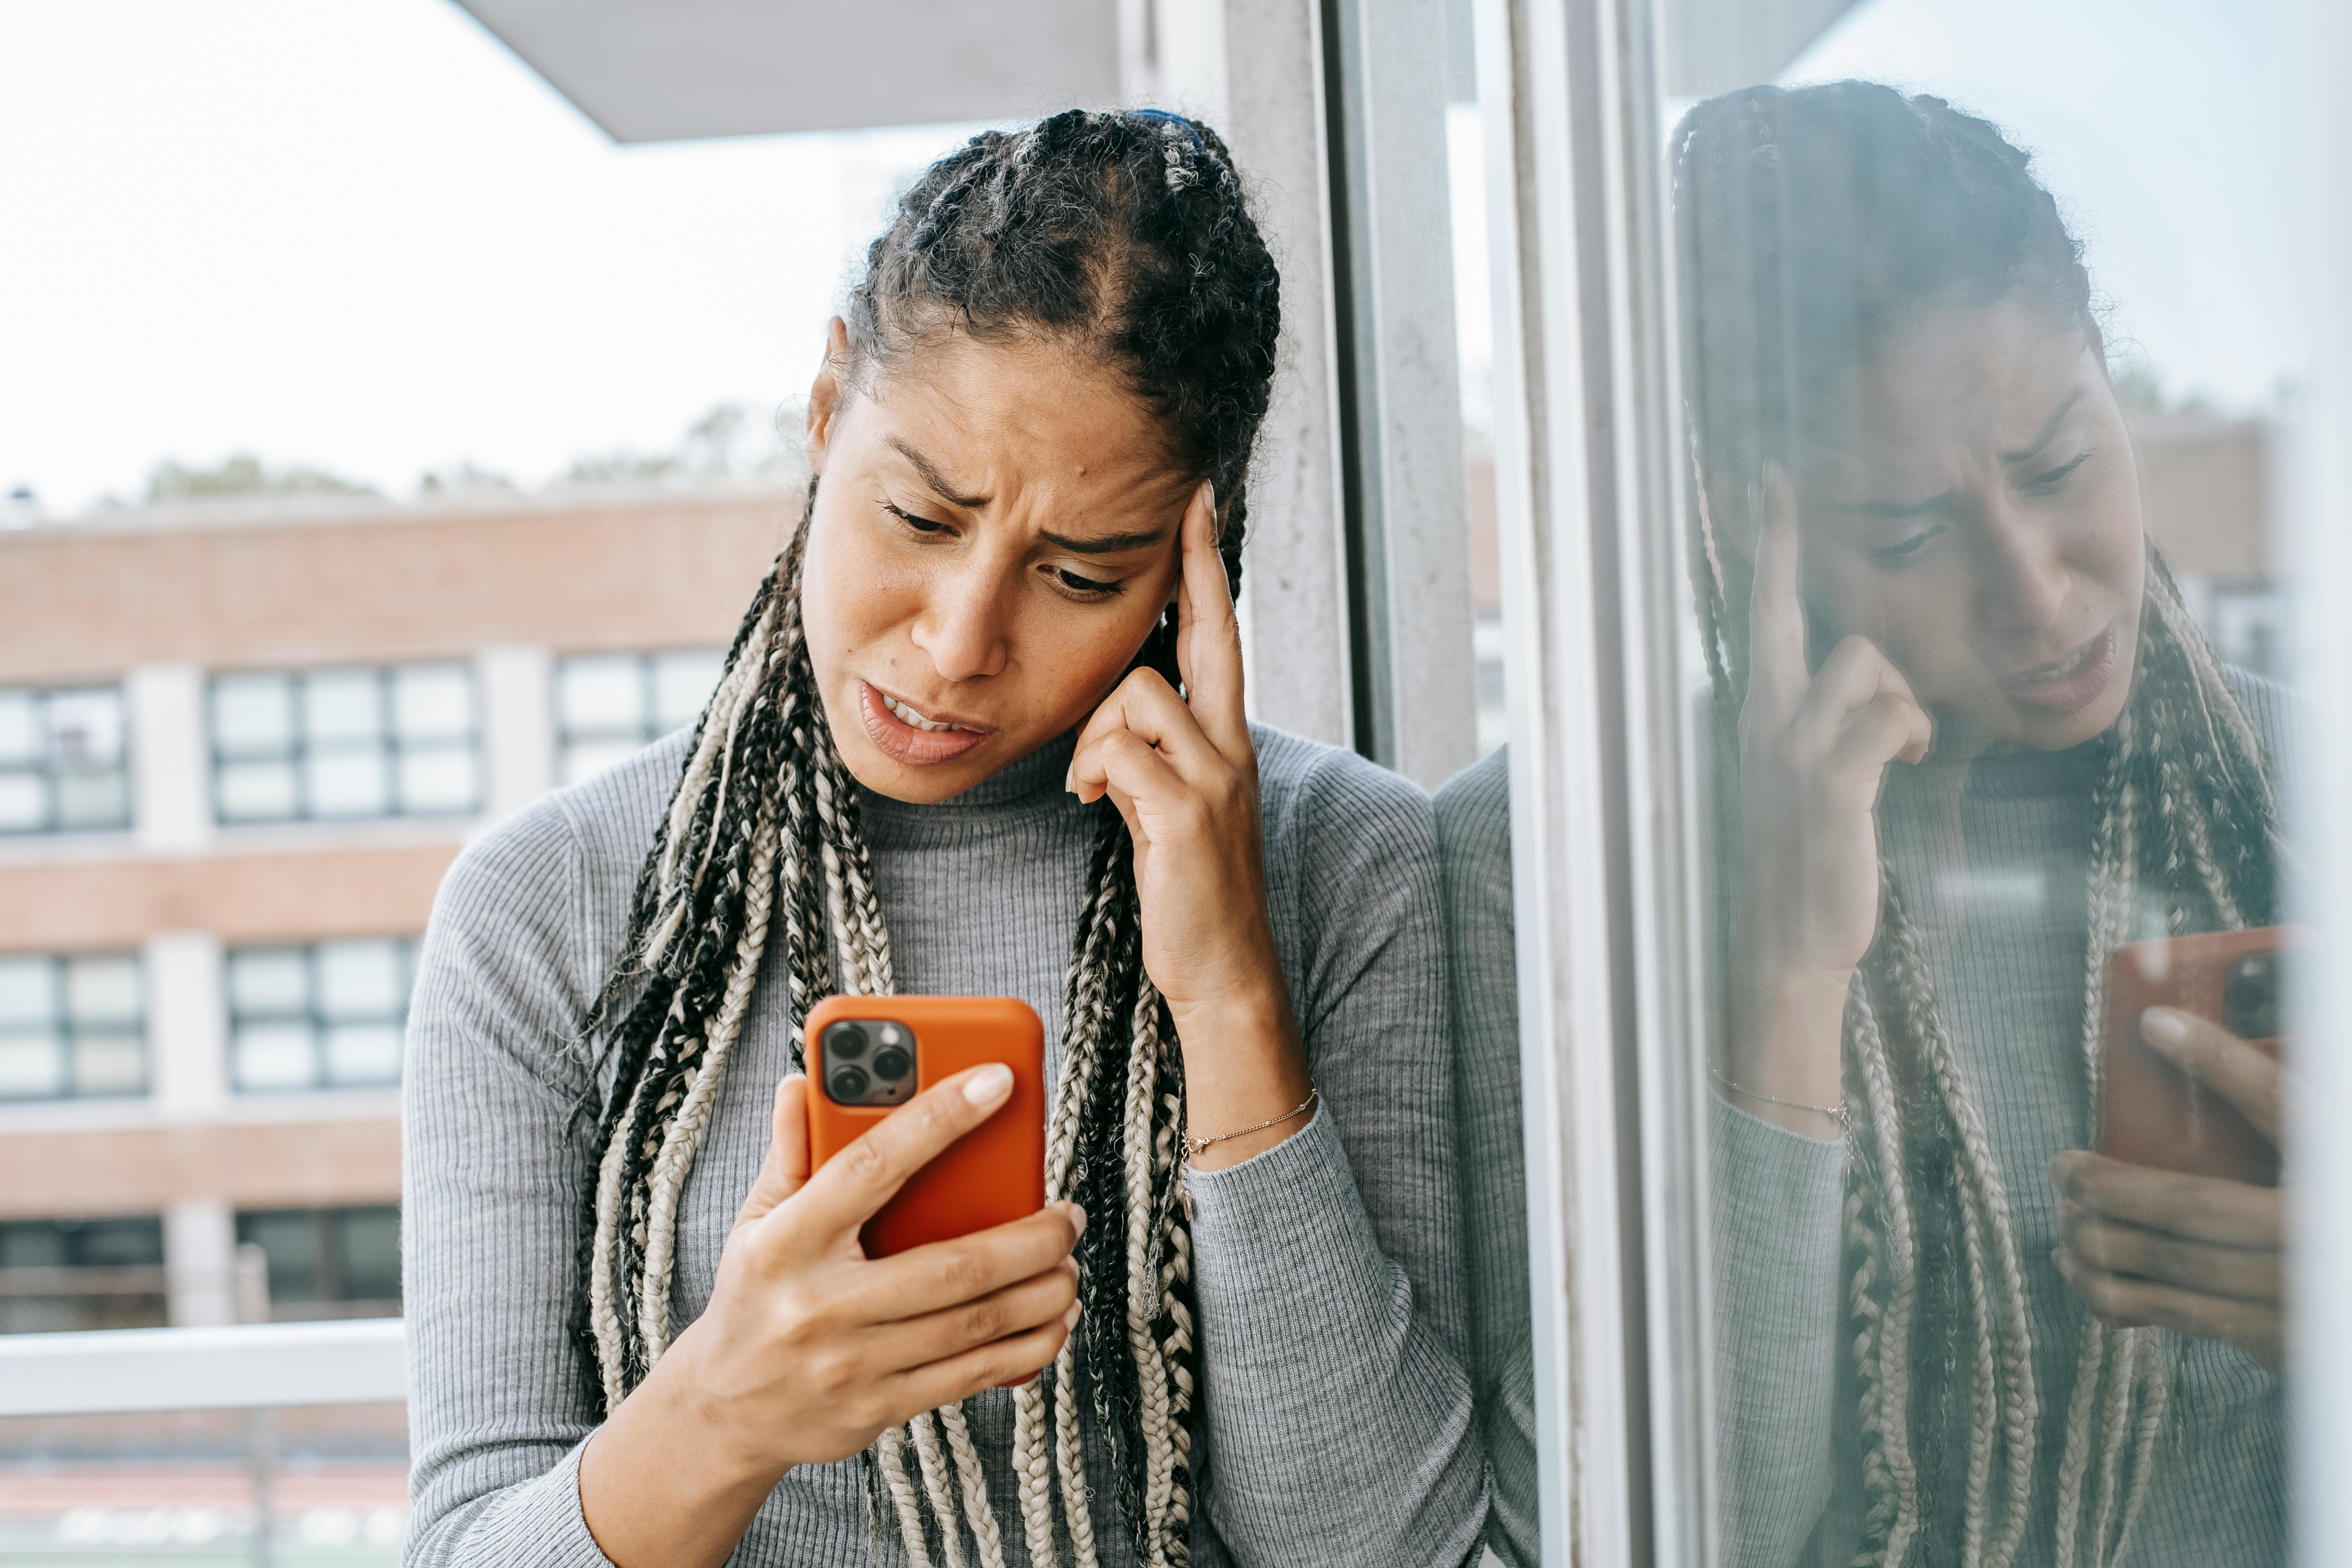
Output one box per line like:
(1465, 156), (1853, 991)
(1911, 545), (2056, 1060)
(2050, 1006), (2287, 1373)
(1068, 482), (1312, 1167)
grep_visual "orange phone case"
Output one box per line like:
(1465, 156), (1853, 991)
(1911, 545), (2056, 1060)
(803, 995), (1047, 1257)
(2098, 926), (2294, 1187)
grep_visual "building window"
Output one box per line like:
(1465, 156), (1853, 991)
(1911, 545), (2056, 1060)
(226, 937), (417, 1092)
(0, 1217), (167, 1334)
(556, 649), (726, 786)
(210, 663), (479, 823)
(0, 685), (131, 835)
(0, 952), (146, 1100)
(234, 1205), (400, 1320)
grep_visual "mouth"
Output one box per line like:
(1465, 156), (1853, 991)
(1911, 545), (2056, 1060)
(1999, 627), (2120, 714)
(857, 681), (994, 767)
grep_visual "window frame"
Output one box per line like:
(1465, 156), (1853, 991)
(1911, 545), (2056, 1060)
(0, 683), (133, 837)
(207, 662), (481, 826)
(223, 936), (420, 1095)
(552, 646), (727, 788)
(0, 950), (149, 1103)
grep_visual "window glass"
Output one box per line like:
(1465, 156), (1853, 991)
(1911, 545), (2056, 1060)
(1632, 8), (2308, 1563)
(0, 953), (146, 1101)
(211, 664), (480, 822)
(227, 938), (417, 1092)
(556, 649), (725, 786)
(234, 1205), (402, 1315)
(0, 685), (131, 835)
(0, 1218), (167, 1334)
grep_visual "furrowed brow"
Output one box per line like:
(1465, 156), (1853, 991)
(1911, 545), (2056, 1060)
(886, 437), (991, 510)
(1038, 525), (1176, 557)
(2001, 391), (2083, 463)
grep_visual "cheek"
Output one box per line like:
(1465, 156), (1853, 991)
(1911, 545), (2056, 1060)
(2071, 477), (2147, 608)
(799, 510), (913, 670)
(1812, 560), (1980, 693)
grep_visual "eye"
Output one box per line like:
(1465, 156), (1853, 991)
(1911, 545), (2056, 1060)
(1047, 564), (1125, 598)
(1871, 526), (1942, 568)
(2024, 449), (2093, 492)
(881, 500), (950, 535)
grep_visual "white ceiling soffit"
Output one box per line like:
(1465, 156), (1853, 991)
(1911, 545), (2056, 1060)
(1666, 0), (1866, 101)
(454, 0), (1122, 143)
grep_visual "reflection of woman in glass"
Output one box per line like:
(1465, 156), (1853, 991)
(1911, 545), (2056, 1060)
(1677, 84), (2287, 1566)
(401, 111), (1485, 1568)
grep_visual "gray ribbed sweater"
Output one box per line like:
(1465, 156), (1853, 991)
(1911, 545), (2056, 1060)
(400, 725), (1487, 1568)
(1438, 671), (2288, 1568)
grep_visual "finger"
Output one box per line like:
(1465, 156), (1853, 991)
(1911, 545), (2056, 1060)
(842, 1203), (1086, 1323)
(2048, 1150), (2283, 1247)
(2057, 1201), (2283, 1302)
(884, 1314), (1076, 1408)
(1796, 636), (1932, 766)
(1823, 692), (1938, 786)
(784, 1064), (1017, 1239)
(867, 1259), (1081, 1369)
(2140, 1006), (2284, 1144)
(2053, 1247), (2285, 1352)
(1746, 462), (1809, 727)
(1174, 482), (1250, 759)
(735, 1076), (812, 1229)
(1070, 729), (1191, 818)
(1070, 670), (1224, 793)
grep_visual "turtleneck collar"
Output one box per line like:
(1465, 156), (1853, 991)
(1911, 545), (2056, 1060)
(855, 729), (1081, 822)
(1962, 728), (2111, 802)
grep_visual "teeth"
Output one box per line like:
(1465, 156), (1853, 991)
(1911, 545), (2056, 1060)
(2021, 636), (2097, 683)
(884, 694), (963, 732)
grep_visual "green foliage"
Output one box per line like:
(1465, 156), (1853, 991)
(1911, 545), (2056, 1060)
(143, 453), (378, 504)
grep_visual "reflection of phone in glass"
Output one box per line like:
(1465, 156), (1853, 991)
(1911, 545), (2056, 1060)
(803, 995), (1047, 1258)
(2098, 927), (2295, 1187)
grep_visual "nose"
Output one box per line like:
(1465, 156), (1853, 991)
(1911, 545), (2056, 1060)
(909, 559), (1012, 681)
(1973, 496), (2071, 636)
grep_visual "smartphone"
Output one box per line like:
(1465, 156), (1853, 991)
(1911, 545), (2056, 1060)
(803, 995), (1047, 1257)
(2098, 926), (2295, 1187)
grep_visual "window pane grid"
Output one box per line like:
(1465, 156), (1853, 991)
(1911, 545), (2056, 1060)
(556, 649), (723, 786)
(227, 937), (418, 1093)
(0, 686), (131, 836)
(210, 664), (480, 823)
(0, 952), (147, 1101)
(232, 1205), (402, 1315)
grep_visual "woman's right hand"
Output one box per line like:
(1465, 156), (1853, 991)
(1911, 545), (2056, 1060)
(1726, 466), (1932, 1131)
(580, 1065), (1083, 1568)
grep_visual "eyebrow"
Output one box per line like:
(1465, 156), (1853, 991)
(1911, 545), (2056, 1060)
(1038, 524), (1177, 557)
(2000, 391), (2083, 462)
(886, 437), (991, 510)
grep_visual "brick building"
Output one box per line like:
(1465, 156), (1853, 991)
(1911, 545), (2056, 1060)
(0, 482), (791, 1333)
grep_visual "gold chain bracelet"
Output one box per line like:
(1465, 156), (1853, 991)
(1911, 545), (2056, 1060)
(1183, 1089), (1318, 1158)
(1708, 1065), (1851, 1134)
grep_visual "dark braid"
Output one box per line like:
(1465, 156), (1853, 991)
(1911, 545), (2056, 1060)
(1673, 83), (2282, 1568)
(579, 109), (1278, 1568)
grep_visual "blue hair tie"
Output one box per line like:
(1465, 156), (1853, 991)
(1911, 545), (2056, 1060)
(1129, 107), (1208, 157)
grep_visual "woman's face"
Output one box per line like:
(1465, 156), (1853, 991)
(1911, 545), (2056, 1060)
(801, 322), (1194, 804)
(1791, 297), (2147, 752)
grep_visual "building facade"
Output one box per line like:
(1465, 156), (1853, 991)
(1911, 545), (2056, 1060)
(0, 483), (787, 1332)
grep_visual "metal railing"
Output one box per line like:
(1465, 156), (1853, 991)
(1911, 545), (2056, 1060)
(0, 1316), (407, 1417)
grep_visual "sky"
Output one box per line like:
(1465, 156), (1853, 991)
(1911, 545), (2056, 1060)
(0, 0), (2307, 515)
(0, 0), (976, 512)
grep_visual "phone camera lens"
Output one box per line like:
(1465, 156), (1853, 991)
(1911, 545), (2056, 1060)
(871, 1046), (911, 1081)
(828, 1064), (871, 1102)
(824, 1021), (869, 1061)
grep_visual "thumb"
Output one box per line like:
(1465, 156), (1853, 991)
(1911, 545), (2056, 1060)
(2141, 1007), (2285, 1147)
(735, 1075), (812, 1228)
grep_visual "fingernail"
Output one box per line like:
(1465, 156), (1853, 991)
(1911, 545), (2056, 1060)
(1065, 1201), (1087, 1236)
(964, 1063), (1013, 1105)
(1063, 1303), (1082, 1329)
(2141, 1007), (2189, 1050)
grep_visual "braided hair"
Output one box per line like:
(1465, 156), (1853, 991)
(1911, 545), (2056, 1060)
(575, 108), (1280, 1568)
(1671, 83), (2281, 1568)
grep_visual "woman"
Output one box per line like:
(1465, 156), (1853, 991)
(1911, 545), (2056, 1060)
(1677, 84), (2288, 1568)
(401, 109), (1485, 1568)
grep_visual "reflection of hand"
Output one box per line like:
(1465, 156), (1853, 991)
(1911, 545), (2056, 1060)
(1723, 465), (1931, 1131)
(581, 1070), (1082, 1568)
(2051, 1006), (2286, 1373)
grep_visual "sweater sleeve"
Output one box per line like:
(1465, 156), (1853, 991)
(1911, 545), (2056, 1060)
(1710, 1097), (1847, 1568)
(401, 802), (619, 1568)
(1182, 744), (1487, 1568)
(1432, 750), (1538, 1568)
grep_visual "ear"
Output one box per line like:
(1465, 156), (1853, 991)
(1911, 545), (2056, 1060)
(805, 317), (853, 475)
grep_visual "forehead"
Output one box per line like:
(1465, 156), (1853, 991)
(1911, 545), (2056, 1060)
(851, 332), (1190, 505)
(1807, 299), (2096, 486)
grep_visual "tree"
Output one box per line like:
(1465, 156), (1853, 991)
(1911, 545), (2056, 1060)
(144, 454), (377, 504)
